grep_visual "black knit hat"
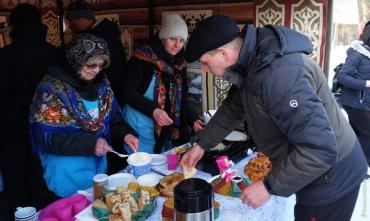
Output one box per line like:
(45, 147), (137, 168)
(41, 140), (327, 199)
(65, 0), (95, 21)
(66, 33), (110, 74)
(185, 15), (240, 63)
(9, 3), (41, 27)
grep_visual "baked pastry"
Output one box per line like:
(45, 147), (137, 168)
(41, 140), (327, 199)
(157, 173), (184, 198)
(213, 178), (232, 196)
(244, 152), (272, 183)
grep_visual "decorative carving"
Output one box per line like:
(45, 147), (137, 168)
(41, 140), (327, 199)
(0, 16), (10, 47)
(162, 10), (212, 34)
(42, 10), (60, 47)
(120, 26), (133, 61)
(213, 77), (231, 107)
(95, 13), (120, 25)
(291, 0), (322, 64)
(40, 0), (56, 8)
(256, 0), (284, 27)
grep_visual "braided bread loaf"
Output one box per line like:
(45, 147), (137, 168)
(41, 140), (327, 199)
(244, 153), (272, 183)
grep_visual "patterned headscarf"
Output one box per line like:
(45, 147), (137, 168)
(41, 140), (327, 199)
(66, 33), (110, 74)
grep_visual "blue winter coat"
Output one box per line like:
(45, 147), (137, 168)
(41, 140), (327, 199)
(338, 40), (370, 110)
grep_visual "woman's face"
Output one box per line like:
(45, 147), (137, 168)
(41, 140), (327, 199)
(162, 37), (185, 56)
(79, 58), (105, 81)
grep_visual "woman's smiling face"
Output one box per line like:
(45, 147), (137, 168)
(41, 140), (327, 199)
(162, 37), (185, 56)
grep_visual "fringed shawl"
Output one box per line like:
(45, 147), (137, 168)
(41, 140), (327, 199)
(29, 74), (119, 153)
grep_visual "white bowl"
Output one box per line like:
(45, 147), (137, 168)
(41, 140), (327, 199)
(137, 173), (160, 187)
(108, 173), (136, 190)
(127, 152), (152, 166)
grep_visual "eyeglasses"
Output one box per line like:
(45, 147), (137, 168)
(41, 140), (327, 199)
(84, 62), (106, 70)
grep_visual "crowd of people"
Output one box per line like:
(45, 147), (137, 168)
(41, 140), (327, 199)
(0, 1), (369, 221)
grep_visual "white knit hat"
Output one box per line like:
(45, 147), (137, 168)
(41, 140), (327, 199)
(159, 14), (188, 41)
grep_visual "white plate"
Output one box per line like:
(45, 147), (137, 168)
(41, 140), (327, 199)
(108, 173), (136, 190)
(224, 131), (248, 141)
(137, 173), (160, 187)
(150, 154), (167, 166)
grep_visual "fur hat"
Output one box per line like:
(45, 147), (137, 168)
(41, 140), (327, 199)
(159, 14), (188, 41)
(66, 33), (110, 73)
(65, 0), (95, 21)
(185, 15), (239, 63)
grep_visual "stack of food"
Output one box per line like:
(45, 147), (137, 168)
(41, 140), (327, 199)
(92, 182), (159, 221)
(157, 172), (184, 198)
(243, 152), (272, 183)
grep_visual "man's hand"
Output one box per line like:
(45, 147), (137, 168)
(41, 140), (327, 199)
(95, 137), (111, 156)
(153, 108), (173, 126)
(239, 180), (271, 208)
(180, 144), (205, 171)
(124, 134), (139, 152)
(193, 119), (205, 132)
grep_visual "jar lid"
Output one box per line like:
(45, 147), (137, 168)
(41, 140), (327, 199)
(93, 174), (108, 182)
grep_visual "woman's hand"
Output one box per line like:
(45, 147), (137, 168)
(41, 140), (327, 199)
(193, 119), (205, 132)
(153, 108), (173, 126)
(95, 137), (111, 156)
(124, 134), (139, 152)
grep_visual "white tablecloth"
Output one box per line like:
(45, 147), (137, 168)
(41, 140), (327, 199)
(145, 152), (295, 221)
(76, 153), (370, 221)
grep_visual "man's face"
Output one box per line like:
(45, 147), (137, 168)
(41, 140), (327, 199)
(68, 18), (93, 34)
(199, 50), (229, 77)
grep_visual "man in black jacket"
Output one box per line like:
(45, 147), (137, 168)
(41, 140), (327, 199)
(65, 0), (129, 174)
(0, 4), (59, 219)
(181, 15), (368, 221)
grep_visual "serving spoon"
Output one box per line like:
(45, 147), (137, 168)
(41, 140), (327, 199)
(109, 149), (129, 158)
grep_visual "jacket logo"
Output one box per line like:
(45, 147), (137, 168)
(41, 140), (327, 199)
(289, 100), (298, 108)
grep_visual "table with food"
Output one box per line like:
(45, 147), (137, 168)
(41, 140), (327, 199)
(55, 129), (298, 221)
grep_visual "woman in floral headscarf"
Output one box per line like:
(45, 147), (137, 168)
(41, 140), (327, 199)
(29, 33), (139, 197)
(121, 14), (201, 154)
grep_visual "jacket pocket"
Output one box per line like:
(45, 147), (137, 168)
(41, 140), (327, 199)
(360, 90), (365, 103)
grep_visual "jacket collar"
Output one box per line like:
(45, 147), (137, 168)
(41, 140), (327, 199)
(351, 40), (370, 59)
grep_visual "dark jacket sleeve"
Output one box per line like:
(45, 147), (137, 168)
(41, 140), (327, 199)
(121, 58), (159, 117)
(109, 109), (137, 147)
(50, 132), (98, 155)
(262, 65), (337, 197)
(337, 49), (365, 89)
(197, 85), (245, 150)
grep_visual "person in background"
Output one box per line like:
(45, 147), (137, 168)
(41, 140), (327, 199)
(121, 14), (200, 154)
(65, 0), (129, 172)
(29, 33), (139, 197)
(181, 15), (368, 221)
(337, 23), (370, 165)
(64, 0), (127, 106)
(0, 3), (59, 218)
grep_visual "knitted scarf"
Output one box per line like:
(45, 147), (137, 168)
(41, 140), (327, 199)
(133, 45), (185, 149)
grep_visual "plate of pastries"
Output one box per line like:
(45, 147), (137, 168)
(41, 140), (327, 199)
(92, 182), (159, 221)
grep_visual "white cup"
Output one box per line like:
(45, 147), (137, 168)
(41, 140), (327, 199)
(14, 206), (36, 220)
